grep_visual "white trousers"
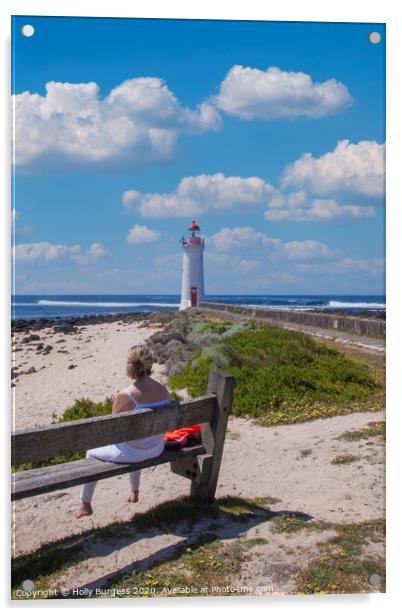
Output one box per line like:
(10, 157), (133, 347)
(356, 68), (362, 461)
(79, 440), (164, 503)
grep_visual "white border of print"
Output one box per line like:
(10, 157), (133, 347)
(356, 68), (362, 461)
(1, 0), (400, 613)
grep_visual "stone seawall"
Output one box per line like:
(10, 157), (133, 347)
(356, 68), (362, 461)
(197, 301), (385, 339)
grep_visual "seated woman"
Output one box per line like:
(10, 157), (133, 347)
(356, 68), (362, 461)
(74, 345), (170, 519)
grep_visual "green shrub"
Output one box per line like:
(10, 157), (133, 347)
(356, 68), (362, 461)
(188, 321), (207, 339)
(168, 325), (381, 425)
(200, 346), (230, 370)
(221, 321), (252, 338)
(53, 397), (114, 423)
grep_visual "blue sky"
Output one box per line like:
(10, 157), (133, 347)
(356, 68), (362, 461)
(12, 16), (385, 295)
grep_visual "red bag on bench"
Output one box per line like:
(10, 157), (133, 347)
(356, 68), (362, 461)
(164, 424), (201, 448)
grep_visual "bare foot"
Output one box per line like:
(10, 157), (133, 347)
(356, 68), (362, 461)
(127, 490), (139, 503)
(74, 502), (93, 518)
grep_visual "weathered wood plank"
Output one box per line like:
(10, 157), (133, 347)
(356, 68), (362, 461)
(190, 372), (234, 504)
(12, 458), (92, 481)
(12, 395), (216, 466)
(12, 444), (206, 501)
(170, 453), (213, 483)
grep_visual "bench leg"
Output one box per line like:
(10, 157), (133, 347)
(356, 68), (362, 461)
(189, 371), (234, 504)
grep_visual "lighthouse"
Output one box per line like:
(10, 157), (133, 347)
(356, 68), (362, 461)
(179, 221), (205, 311)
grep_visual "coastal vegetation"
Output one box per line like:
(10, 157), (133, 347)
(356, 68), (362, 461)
(167, 312), (382, 426)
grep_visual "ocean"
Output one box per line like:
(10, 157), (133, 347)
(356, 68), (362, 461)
(12, 294), (386, 321)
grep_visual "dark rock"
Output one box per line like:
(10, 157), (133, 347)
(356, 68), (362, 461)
(68, 364), (77, 370)
(37, 343), (45, 350)
(25, 367), (36, 374)
(53, 325), (77, 335)
(22, 334), (41, 343)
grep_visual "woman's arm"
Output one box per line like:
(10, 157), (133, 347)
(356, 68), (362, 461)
(112, 392), (134, 415)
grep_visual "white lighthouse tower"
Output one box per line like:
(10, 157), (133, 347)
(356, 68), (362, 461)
(179, 221), (205, 311)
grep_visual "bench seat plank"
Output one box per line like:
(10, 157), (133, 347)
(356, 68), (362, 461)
(12, 444), (206, 501)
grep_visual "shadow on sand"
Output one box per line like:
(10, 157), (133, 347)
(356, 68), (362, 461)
(12, 495), (313, 594)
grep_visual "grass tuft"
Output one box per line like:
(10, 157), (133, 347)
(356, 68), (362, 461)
(336, 421), (385, 442)
(330, 455), (360, 465)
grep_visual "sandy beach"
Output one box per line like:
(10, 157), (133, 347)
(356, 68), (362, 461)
(12, 317), (166, 431)
(11, 315), (385, 595)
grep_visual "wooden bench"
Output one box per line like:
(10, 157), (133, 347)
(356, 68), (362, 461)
(12, 371), (234, 504)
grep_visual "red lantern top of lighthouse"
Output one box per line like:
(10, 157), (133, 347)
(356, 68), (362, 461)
(188, 221), (200, 231)
(182, 220), (204, 247)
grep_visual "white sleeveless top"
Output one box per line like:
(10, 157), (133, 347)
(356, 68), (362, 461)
(123, 387), (171, 451)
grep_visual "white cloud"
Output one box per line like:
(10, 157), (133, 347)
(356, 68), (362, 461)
(13, 242), (81, 262)
(265, 194), (375, 222)
(71, 242), (110, 265)
(126, 224), (161, 244)
(280, 140), (385, 199)
(13, 241), (108, 264)
(237, 259), (261, 273)
(124, 171), (375, 223)
(296, 257), (384, 275)
(208, 226), (281, 253)
(11, 209), (32, 237)
(264, 141), (383, 220)
(13, 67), (354, 172)
(213, 65), (353, 120)
(122, 173), (274, 218)
(13, 78), (221, 170)
(122, 190), (142, 211)
(205, 251), (261, 274)
(208, 226), (340, 261)
(281, 240), (342, 260)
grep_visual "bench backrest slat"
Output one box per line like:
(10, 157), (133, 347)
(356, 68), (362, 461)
(12, 394), (216, 466)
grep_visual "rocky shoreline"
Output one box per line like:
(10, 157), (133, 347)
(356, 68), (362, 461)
(11, 310), (176, 334)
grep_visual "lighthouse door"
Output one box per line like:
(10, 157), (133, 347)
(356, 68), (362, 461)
(191, 286), (197, 306)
